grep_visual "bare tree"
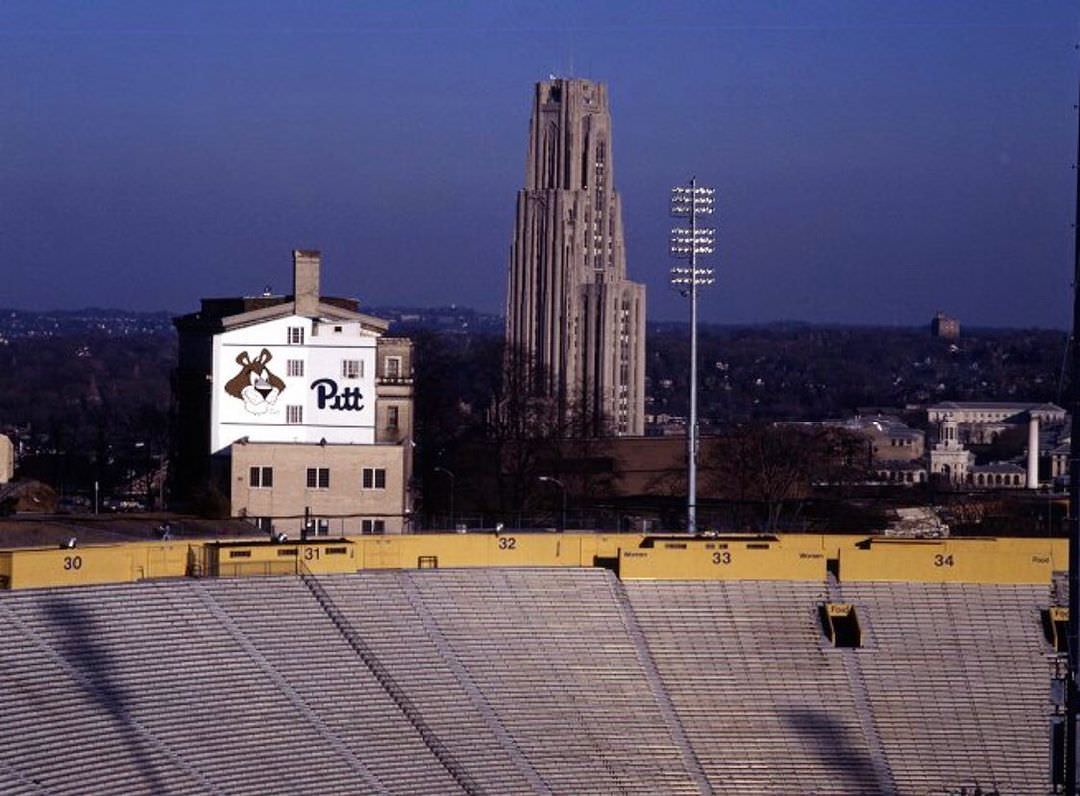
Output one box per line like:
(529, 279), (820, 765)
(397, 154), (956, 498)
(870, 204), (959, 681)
(485, 344), (565, 517)
(706, 423), (868, 530)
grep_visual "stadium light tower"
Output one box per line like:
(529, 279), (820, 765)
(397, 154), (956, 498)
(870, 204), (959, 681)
(670, 178), (715, 535)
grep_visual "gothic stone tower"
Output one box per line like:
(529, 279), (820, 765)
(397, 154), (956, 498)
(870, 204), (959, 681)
(504, 78), (646, 436)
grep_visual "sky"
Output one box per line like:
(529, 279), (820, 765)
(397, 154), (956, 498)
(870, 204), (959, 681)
(2, 1), (1078, 327)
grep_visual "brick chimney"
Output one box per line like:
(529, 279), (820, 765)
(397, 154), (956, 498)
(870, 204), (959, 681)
(293, 250), (320, 316)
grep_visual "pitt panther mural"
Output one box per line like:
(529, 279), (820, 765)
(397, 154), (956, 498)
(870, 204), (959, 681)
(224, 349), (286, 415)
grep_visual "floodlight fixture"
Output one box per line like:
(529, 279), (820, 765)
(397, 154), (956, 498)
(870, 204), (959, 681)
(670, 186), (716, 217)
(669, 228), (715, 256)
(670, 267), (715, 286)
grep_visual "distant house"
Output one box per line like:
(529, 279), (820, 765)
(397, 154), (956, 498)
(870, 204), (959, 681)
(824, 415), (924, 463)
(931, 311), (960, 339)
(0, 480), (57, 515)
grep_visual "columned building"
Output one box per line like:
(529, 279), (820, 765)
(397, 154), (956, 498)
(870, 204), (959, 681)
(926, 401), (1065, 444)
(504, 78), (646, 436)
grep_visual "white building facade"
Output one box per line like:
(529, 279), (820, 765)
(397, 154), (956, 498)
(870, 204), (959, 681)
(211, 314), (379, 452)
(174, 250), (413, 535)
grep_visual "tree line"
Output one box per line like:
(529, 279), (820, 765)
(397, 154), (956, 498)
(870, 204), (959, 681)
(0, 319), (1066, 527)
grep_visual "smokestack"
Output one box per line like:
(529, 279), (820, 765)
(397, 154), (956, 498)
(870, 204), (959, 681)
(293, 250), (320, 317)
(1027, 414), (1039, 489)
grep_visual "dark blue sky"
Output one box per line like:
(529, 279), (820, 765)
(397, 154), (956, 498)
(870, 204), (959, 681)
(2, 1), (1078, 326)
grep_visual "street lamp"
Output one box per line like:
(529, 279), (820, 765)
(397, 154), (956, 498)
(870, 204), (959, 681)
(538, 476), (567, 532)
(670, 178), (716, 535)
(433, 466), (456, 530)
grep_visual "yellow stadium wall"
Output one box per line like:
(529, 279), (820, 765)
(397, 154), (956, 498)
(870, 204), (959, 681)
(0, 533), (1069, 590)
(839, 537), (1065, 585)
(5, 542), (192, 590)
(206, 540), (362, 578)
(618, 537), (828, 581)
(359, 532), (638, 570)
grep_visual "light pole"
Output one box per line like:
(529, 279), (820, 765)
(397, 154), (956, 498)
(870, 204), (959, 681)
(670, 178), (716, 535)
(433, 466), (456, 530)
(538, 476), (567, 532)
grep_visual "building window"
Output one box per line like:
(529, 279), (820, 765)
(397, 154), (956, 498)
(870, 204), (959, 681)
(286, 405), (303, 425)
(387, 406), (399, 429)
(249, 466), (273, 488)
(361, 519), (386, 535)
(287, 359), (304, 378)
(342, 359), (363, 379)
(384, 356), (401, 378)
(306, 467), (330, 489)
(287, 326), (305, 345)
(303, 517), (331, 536)
(362, 468), (386, 489)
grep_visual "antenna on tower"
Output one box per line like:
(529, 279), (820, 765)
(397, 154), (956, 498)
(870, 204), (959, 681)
(566, 8), (576, 77)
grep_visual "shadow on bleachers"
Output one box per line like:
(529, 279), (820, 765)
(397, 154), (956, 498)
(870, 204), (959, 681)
(44, 597), (167, 795)
(784, 707), (893, 795)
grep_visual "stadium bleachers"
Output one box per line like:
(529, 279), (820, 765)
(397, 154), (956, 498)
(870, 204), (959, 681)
(841, 581), (1053, 795)
(192, 577), (464, 794)
(626, 579), (890, 794)
(0, 584), (220, 795)
(311, 570), (548, 795)
(0, 567), (1058, 795)
(0, 579), (461, 795)
(319, 568), (704, 794)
